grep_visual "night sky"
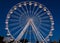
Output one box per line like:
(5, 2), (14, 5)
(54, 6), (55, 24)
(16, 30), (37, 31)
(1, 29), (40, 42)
(0, 0), (60, 41)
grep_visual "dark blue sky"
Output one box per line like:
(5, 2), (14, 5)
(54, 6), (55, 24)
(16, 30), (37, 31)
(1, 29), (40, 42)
(0, 0), (60, 41)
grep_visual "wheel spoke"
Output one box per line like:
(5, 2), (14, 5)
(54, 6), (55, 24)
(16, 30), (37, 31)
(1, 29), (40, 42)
(21, 6), (27, 15)
(17, 8), (25, 16)
(40, 25), (49, 31)
(13, 26), (23, 37)
(34, 7), (39, 15)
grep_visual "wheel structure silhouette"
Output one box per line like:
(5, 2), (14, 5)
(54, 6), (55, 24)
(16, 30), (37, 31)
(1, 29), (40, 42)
(5, 1), (54, 43)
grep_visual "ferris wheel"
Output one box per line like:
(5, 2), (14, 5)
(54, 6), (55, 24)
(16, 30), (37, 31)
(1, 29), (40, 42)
(5, 1), (54, 43)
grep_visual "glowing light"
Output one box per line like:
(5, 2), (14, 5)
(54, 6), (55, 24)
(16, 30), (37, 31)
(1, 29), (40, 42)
(24, 2), (27, 6)
(51, 26), (54, 30)
(50, 17), (53, 20)
(51, 28), (54, 31)
(10, 38), (14, 41)
(34, 3), (37, 6)
(49, 33), (53, 36)
(10, 11), (13, 14)
(14, 6), (17, 10)
(19, 4), (22, 7)
(47, 39), (50, 41)
(5, 21), (8, 24)
(7, 33), (10, 36)
(7, 16), (10, 18)
(5, 28), (8, 30)
(47, 11), (50, 15)
(52, 22), (54, 25)
(43, 7), (46, 11)
(29, 2), (32, 5)
(39, 4), (42, 8)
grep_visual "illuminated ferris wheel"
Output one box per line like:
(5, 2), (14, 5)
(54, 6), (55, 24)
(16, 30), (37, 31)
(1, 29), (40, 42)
(5, 1), (54, 43)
